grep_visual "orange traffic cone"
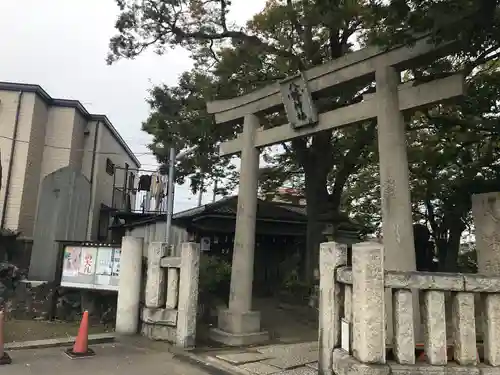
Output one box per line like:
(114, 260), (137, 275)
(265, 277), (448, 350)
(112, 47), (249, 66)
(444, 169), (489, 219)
(0, 311), (11, 365)
(64, 311), (95, 359)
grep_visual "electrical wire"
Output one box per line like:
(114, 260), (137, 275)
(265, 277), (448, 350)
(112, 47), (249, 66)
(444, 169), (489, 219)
(0, 134), (224, 203)
(0, 134), (152, 156)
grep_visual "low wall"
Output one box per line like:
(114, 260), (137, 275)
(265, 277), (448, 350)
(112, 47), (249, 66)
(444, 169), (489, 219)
(140, 242), (200, 348)
(319, 241), (500, 375)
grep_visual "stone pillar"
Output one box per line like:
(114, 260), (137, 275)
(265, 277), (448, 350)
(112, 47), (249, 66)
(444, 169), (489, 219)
(115, 236), (143, 335)
(452, 292), (477, 365)
(483, 294), (500, 366)
(352, 242), (386, 364)
(210, 113), (269, 346)
(376, 66), (416, 275)
(472, 192), (500, 275)
(176, 242), (201, 348)
(318, 242), (347, 375)
(472, 193), (500, 364)
(144, 242), (166, 308)
(376, 66), (420, 341)
(422, 291), (447, 365)
(393, 289), (415, 364)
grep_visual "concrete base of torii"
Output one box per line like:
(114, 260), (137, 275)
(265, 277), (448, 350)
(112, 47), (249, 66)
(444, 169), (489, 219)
(209, 310), (269, 346)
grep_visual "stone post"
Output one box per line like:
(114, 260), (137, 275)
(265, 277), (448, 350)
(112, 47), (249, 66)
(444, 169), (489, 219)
(452, 292), (477, 365)
(376, 66), (416, 271)
(352, 242), (386, 364)
(228, 113), (260, 313)
(472, 192), (500, 275)
(471, 193), (500, 363)
(376, 66), (420, 341)
(210, 114), (269, 346)
(422, 291), (447, 365)
(165, 268), (179, 309)
(115, 236), (143, 335)
(483, 294), (500, 366)
(393, 289), (416, 364)
(144, 242), (166, 308)
(318, 242), (347, 375)
(176, 242), (201, 348)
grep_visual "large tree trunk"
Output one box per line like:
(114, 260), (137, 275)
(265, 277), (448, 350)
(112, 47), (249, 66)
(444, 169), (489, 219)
(303, 170), (329, 282)
(435, 218), (465, 272)
(296, 124), (375, 282)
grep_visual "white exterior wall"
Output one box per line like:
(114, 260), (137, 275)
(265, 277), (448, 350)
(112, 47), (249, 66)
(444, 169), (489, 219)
(0, 90), (25, 230)
(69, 111), (88, 172)
(0, 92), (39, 233)
(17, 95), (48, 237)
(81, 120), (98, 181)
(87, 123), (140, 241)
(0, 85), (139, 242)
(39, 107), (78, 181)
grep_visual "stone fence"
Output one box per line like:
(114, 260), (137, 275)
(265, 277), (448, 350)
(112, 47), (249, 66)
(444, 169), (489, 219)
(319, 241), (500, 375)
(141, 241), (200, 348)
(115, 237), (200, 349)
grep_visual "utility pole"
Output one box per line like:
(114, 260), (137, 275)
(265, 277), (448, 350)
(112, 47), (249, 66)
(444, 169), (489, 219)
(197, 179), (203, 207)
(212, 179), (218, 203)
(164, 147), (176, 248)
(164, 145), (199, 246)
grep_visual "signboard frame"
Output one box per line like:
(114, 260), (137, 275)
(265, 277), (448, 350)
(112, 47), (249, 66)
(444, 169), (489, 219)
(57, 241), (121, 292)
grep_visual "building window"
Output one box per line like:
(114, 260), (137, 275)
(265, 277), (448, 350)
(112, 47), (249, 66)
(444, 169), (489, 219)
(106, 158), (115, 175)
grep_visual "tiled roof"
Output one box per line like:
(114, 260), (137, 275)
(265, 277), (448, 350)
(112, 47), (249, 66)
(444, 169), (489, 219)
(175, 196), (307, 222)
(119, 195), (365, 233)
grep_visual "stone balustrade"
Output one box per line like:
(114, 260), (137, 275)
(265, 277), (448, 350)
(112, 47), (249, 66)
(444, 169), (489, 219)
(319, 241), (500, 375)
(141, 242), (200, 348)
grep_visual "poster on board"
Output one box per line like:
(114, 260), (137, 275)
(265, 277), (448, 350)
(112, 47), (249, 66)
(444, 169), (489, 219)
(62, 247), (81, 277)
(60, 244), (122, 291)
(79, 247), (97, 276)
(96, 247), (113, 276)
(111, 248), (121, 277)
(95, 247), (113, 285)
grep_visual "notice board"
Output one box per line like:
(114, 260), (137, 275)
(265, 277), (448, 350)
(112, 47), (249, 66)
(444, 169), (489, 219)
(60, 243), (121, 291)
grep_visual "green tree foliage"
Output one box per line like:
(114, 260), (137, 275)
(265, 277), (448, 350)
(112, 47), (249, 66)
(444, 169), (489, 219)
(367, 0), (500, 64)
(110, 0), (383, 280)
(142, 71), (239, 194)
(345, 65), (500, 271)
(109, 0), (500, 275)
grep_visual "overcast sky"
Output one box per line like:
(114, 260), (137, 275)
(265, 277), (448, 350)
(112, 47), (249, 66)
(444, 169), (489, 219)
(0, 0), (265, 212)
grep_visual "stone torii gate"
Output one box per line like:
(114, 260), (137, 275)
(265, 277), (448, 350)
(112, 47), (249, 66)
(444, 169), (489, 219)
(206, 35), (464, 346)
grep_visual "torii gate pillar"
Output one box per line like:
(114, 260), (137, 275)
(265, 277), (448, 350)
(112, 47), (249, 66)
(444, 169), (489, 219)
(376, 66), (421, 342)
(209, 114), (270, 345)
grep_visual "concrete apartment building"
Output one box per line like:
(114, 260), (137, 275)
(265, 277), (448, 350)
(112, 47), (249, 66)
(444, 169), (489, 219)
(0, 82), (140, 247)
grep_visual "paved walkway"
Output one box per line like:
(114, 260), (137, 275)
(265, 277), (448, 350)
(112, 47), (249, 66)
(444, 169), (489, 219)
(254, 299), (317, 344)
(200, 341), (319, 375)
(1, 341), (214, 375)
